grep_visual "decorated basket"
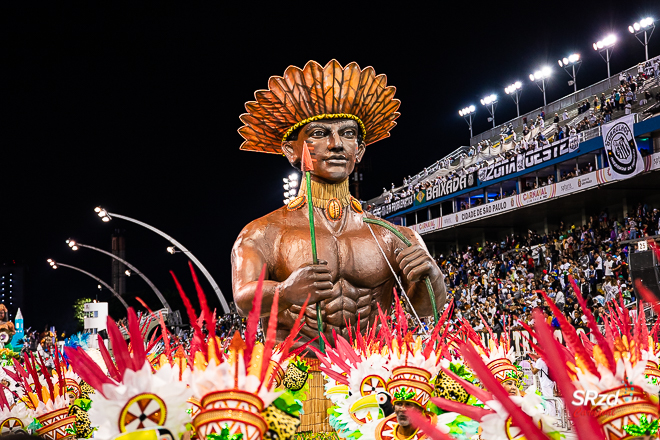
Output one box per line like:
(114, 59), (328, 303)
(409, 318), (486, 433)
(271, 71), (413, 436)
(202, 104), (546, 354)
(193, 408), (267, 440)
(644, 360), (660, 384)
(200, 390), (264, 413)
(594, 385), (660, 440)
(36, 407), (69, 426)
(35, 414), (76, 440)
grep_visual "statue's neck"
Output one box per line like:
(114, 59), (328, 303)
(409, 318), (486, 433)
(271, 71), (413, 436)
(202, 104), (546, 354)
(298, 177), (352, 209)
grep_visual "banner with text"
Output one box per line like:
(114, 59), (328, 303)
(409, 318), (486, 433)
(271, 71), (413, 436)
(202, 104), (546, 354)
(602, 115), (644, 180)
(417, 172), (478, 203)
(478, 135), (580, 182)
(372, 195), (413, 217)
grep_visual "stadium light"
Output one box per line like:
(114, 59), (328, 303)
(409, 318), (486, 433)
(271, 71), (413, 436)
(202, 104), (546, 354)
(529, 66), (551, 106)
(480, 95), (498, 128)
(629, 18), (655, 61)
(593, 34), (617, 81)
(47, 259), (129, 310)
(93, 205), (229, 314)
(558, 53), (581, 92)
(67, 238), (172, 312)
(504, 81), (523, 117)
(458, 105), (476, 138)
(283, 173), (300, 205)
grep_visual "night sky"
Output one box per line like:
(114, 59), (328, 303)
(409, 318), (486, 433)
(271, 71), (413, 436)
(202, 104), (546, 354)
(5, 2), (660, 333)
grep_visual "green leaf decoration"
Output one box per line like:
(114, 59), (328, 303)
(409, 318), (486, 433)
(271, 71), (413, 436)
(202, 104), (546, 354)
(207, 425), (244, 440)
(393, 388), (416, 401)
(73, 398), (92, 412)
(272, 394), (303, 417)
(623, 415), (659, 436)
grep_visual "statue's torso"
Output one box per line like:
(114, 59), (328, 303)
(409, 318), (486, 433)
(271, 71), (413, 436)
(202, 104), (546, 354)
(266, 206), (398, 342)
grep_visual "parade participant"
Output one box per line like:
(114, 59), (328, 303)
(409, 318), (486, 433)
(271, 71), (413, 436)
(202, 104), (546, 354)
(232, 60), (446, 347)
(0, 305), (16, 347)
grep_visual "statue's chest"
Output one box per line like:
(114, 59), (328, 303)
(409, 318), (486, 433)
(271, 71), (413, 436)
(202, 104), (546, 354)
(275, 222), (395, 286)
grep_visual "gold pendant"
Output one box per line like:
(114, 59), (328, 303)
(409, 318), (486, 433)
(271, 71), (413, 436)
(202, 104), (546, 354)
(325, 198), (343, 222)
(286, 195), (306, 211)
(350, 197), (363, 214)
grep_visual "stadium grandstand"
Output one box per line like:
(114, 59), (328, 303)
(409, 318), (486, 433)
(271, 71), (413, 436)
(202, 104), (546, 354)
(366, 55), (660, 259)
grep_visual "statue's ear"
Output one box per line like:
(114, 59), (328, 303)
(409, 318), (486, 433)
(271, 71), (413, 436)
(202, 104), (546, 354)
(355, 141), (366, 164)
(282, 141), (300, 167)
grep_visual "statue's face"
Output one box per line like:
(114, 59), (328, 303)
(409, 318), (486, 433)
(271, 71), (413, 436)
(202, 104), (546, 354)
(0, 310), (6, 321)
(282, 119), (365, 184)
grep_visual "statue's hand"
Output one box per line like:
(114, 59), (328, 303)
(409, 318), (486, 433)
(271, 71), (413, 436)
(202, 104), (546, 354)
(280, 260), (334, 306)
(395, 245), (440, 283)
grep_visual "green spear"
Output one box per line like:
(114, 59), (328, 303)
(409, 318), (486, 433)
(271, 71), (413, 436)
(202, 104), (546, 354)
(302, 141), (325, 353)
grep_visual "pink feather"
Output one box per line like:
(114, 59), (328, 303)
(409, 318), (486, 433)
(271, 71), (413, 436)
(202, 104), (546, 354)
(407, 408), (458, 440)
(431, 397), (493, 421)
(570, 276), (615, 373)
(260, 287), (280, 384)
(97, 334), (121, 381)
(106, 316), (132, 377)
(244, 264), (267, 365)
(531, 309), (606, 439)
(458, 341), (547, 440)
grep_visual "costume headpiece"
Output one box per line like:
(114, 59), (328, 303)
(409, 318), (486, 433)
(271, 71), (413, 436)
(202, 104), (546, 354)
(238, 60), (400, 154)
(463, 316), (521, 385)
(65, 308), (192, 440)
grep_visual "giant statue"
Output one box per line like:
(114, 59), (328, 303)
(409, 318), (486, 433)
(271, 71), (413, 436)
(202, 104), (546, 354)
(232, 60), (446, 346)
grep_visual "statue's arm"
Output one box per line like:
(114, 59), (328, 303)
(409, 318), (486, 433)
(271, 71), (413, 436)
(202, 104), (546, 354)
(394, 226), (447, 318)
(231, 221), (334, 318)
(231, 222), (285, 317)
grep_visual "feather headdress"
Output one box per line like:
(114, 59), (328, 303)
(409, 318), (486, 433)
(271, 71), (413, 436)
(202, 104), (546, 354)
(65, 308), (192, 440)
(239, 60), (400, 154)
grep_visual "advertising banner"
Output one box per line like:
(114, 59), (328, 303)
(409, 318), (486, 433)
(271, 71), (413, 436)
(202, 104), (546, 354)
(478, 136), (579, 182)
(373, 195), (413, 217)
(421, 172), (478, 203)
(602, 115), (644, 180)
(441, 198), (516, 228)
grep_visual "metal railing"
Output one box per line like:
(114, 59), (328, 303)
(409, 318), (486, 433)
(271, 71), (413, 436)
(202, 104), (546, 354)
(470, 56), (660, 146)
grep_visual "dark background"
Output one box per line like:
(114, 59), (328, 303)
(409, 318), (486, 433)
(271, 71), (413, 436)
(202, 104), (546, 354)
(4, 2), (660, 333)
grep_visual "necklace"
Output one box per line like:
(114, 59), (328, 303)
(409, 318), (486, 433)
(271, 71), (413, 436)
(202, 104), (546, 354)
(287, 177), (363, 221)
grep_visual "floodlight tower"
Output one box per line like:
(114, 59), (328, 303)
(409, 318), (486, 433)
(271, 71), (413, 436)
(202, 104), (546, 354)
(593, 34), (617, 83)
(282, 173), (300, 205)
(629, 18), (655, 61)
(529, 67), (551, 106)
(480, 95), (498, 128)
(504, 82), (523, 117)
(558, 54), (582, 92)
(458, 105), (477, 138)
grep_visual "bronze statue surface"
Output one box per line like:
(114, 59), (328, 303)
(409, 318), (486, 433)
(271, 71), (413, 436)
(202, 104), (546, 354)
(232, 117), (446, 346)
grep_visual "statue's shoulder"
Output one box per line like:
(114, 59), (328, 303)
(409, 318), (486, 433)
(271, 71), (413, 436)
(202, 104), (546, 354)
(364, 213), (421, 244)
(235, 206), (292, 242)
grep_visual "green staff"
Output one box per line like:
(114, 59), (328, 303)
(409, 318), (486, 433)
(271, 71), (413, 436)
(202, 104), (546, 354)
(302, 141), (325, 353)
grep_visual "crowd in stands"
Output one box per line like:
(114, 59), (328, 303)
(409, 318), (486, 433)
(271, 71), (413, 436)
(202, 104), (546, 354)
(433, 202), (660, 335)
(378, 59), (660, 207)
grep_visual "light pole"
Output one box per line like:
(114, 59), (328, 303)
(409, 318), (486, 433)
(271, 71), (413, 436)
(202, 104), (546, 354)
(282, 173), (300, 205)
(593, 34), (617, 84)
(94, 206), (230, 314)
(458, 105), (476, 138)
(629, 18), (655, 61)
(504, 82), (523, 117)
(529, 66), (551, 106)
(66, 239), (172, 313)
(558, 53), (581, 92)
(480, 94), (498, 128)
(47, 259), (129, 310)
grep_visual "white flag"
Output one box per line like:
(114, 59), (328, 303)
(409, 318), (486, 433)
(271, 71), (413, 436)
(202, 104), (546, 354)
(602, 114), (644, 180)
